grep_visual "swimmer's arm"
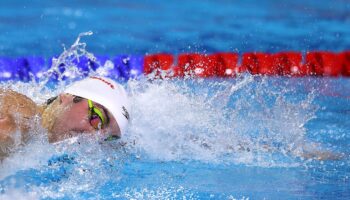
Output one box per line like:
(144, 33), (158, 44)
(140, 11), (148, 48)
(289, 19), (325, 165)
(233, 141), (343, 161)
(262, 142), (344, 161)
(296, 145), (344, 161)
(0, 115), (15, 160)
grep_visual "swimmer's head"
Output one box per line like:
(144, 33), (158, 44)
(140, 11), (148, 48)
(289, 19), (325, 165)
(42, 76), (130, 143)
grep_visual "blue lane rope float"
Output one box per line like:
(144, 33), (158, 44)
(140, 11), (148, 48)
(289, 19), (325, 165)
(114, 55), (144, 80)
(0, 51), (350, 81)
(0, 57), (15, 81)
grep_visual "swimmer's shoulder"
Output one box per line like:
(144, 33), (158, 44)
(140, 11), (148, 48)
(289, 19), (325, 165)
(0, 89), (40, 159)
(0, 88), (38, 115)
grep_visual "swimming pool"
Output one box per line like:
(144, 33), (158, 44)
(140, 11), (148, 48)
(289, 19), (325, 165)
(0, 0), (350, 199)
(0, 73), (349, 199)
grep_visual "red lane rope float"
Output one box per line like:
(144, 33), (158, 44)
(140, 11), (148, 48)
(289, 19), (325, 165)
(215, 53), (242, 76)
(242, 52), (274, 75)
(272, 52), (303, 76)
(305, 51), (342, 76)
(177, 53), (217, 77)
(143, 53), (174, 75)
(340, 51), (350, 76)
(144, 51), (350, 77)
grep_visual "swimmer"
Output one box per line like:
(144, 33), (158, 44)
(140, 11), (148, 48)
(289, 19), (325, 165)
(0, 76), (130, 160)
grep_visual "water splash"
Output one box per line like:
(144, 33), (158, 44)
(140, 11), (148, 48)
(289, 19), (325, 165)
(0, 49), (321, 168)
(38, 31), (94, 89)
(0, 32), (342, 199)
(121, 76), (320, 166)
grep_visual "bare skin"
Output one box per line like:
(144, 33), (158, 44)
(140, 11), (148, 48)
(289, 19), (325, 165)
(0, 89), (120, 161)
(0, 89), (38, 159)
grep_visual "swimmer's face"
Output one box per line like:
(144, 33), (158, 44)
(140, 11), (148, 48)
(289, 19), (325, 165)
(43, 94), (120, 143)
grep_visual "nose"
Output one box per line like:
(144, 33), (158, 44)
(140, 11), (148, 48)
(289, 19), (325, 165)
(59, 93), (74, 105)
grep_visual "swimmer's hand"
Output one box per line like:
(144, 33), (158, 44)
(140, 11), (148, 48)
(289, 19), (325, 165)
(298, 149), (345, 161)
(236, 141), (345, 161)
(294, 142), (345, 161)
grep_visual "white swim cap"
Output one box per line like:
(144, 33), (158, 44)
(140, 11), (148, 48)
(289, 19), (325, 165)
(64, 76), (130, 135)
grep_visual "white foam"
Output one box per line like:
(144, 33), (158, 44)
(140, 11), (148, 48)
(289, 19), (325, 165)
(0, 189), (39, 200)
(120, 76), (318, 166)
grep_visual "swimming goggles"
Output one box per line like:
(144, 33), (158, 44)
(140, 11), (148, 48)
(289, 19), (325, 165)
(72, 96), (107, 130)
(87, 99), (106, 130)
(76, 96), (119, 141)
(87, 99), (120, 141)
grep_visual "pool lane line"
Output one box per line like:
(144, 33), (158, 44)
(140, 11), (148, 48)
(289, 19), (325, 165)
(0, 51), (349, 81)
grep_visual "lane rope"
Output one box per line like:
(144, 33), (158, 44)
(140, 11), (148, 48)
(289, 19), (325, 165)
(0, 51), (349, 81)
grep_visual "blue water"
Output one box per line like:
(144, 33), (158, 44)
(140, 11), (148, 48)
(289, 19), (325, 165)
(0, 0), (350, 199)
(0, 76), (349, 199)
(0, 0), (349, 57)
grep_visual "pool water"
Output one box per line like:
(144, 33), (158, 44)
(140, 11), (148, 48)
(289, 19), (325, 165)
(0, 0), (349, 199)
(0, 73), (349, 199)
(0, 0), (349, 57)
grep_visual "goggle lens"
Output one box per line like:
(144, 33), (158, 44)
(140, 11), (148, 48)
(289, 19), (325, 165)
(90, 114), (102, 130)
(88, 100), (105, 130)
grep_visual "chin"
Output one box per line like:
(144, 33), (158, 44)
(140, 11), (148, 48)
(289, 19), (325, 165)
(47, 132), (58, 143)
(47, 124), (69, 143)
